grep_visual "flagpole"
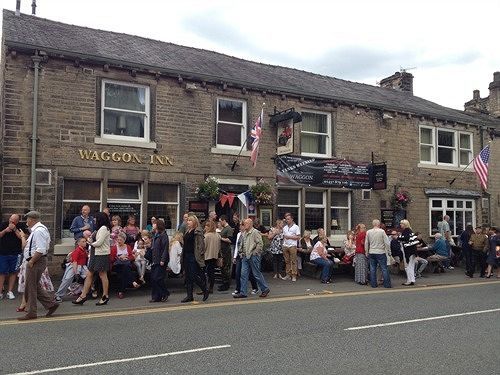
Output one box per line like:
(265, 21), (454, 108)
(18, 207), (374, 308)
(230, 103), (266, 172)
(447, 158), (475, 186)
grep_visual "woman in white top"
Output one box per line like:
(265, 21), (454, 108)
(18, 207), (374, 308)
(73, 212), (111, 306)
(310, 237), (334, 284)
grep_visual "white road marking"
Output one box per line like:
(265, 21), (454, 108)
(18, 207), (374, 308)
(345, 307), (500, 331)
(7, 345), (231, 375)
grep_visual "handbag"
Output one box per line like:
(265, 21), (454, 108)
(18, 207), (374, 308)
(387, 255), (395, 266)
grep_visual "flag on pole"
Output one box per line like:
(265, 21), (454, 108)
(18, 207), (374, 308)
(250, 108), (263, 168)
(473, 144), (490, 190)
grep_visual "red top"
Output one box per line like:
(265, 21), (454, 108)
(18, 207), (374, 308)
(71, 246), (88, 266)
(355, 231), (366, 254)
(110, 244), (135, 262)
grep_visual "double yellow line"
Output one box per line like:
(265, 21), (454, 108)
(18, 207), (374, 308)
(2, 280), (498, 326)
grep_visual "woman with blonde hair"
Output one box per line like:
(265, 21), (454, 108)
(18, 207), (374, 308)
(354, 223), (367, 285)
(203, 220), (221, 294)
(181, 215), (208, 302)
(398, 219), (419, 286)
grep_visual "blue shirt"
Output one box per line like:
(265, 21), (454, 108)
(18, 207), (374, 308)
(69, 215), (95, 240)
(433, 238), (448, 257)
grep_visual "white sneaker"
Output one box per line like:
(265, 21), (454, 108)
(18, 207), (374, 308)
(291, 276), (297, 282)
(231, 291), (239, 296)
(447, 266), (455, 270)
(6, 291), (15, 300)
(251, 289), (258, 295)
(280, 275), (290, 281)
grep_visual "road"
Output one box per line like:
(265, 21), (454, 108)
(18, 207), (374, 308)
(1, 282), (499, 375)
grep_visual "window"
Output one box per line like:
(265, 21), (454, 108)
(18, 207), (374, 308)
(62, 180), (101, 238)
(304, 191), (325, 232)
(147, 184), (179, 233)
(216, 98), (247, 148)
(107, 183), (142, 227)
(429, 198), (475, 236)
(277, 189), (300, 226)
(301, 111), (331, 157)
(419, 126), (473, 167)
(101, 80), (150, 142)
(331, 191), (351, 235)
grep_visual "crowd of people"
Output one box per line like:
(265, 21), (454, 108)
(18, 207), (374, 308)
(0, 207), (499, 320)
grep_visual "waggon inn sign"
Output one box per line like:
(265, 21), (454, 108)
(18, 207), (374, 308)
(78, 149), (173, 166)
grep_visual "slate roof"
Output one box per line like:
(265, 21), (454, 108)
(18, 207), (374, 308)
(3, 10), (500, 128)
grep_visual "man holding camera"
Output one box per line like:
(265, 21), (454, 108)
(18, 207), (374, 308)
(0, 214), (24, 300)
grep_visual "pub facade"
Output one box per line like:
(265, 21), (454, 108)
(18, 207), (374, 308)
(1, 10), (499, 257)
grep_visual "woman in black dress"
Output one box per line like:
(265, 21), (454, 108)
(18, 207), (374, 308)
(181, 215), (208, 303)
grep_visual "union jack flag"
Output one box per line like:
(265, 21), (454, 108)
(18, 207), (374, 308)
(250, 109), (263, 168)
(473, 144), (490, 190)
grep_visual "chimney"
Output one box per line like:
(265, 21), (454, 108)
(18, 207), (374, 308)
(15, 0), (21, 16)
(464, 89), (487, 113)
(487, 71), (500, 117)
(379, 71), (413, 94)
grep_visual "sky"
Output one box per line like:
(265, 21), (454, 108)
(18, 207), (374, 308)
(2, 0), (499, 110)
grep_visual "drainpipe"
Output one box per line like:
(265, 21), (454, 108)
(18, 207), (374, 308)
(30, 52), (42, 210)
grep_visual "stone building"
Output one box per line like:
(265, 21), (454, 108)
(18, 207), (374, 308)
(1, 10), (499, 257)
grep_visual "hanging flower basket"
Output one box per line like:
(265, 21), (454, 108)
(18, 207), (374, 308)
(195, 177), (220, 201)
(391, 189), (412, 210)
(250, 182), (275, 206)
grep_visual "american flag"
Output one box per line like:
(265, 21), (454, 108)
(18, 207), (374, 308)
(250, 109), (263, 168)
(473, 144), (490, 190)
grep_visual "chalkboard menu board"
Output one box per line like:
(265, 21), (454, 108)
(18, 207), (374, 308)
(381, 209), (406, 228)
(370, 163), (387, 190)
(188, 201), (209, 222)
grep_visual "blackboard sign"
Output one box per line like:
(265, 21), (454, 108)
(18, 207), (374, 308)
(370, 163), (387, 190)
(381, 209), (406, 228)
(188, 201), (209, 222)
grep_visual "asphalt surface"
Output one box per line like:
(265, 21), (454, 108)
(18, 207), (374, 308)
(1, 280), (499, 374)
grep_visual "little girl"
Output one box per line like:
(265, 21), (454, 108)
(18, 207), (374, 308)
(134, 239), (146, 283)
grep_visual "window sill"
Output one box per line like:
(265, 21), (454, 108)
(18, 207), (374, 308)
(301, 153), (331, 159)
(417, 163), (474, 172)
(94, 137), (157, 149)
(211, 147), (251, 156)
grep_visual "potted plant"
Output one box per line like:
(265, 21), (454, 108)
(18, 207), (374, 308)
(250, 181), (275, 205)
(391, 189), (412, 210)
(196, 176), (220, 201)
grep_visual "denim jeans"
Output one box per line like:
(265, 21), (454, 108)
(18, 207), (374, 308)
(235, 256), (257, 292)
(311, 257), (334, 282)
(369, 253), (391, 288)
(240, 255), (269, 296)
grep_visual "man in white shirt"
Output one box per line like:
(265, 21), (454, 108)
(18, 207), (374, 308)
(365, 219), (391, 288)
(437, 215), (450, 237)
(281, 213), (301, 282)
(18, 211), (59, 320)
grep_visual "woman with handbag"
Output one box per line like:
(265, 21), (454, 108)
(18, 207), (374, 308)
(73, 212), (111, 306)
(110, 232), (140, 299)
(181, 215), (209, 303)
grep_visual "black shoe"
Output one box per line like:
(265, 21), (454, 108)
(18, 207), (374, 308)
(466, 272), (473, 278)
(232, 293), (247, 299)
(72, 296), (87, 305)
(181, 297), (193, 303)
(96, 296), (109, 306)
(203, 289), (209, 301)
(161, 295), (169, 302)
(217, 284), (230, 292)
(402, 282), (414, 286)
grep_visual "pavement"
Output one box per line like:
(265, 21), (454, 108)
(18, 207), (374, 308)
(0, 265), (497, 321)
